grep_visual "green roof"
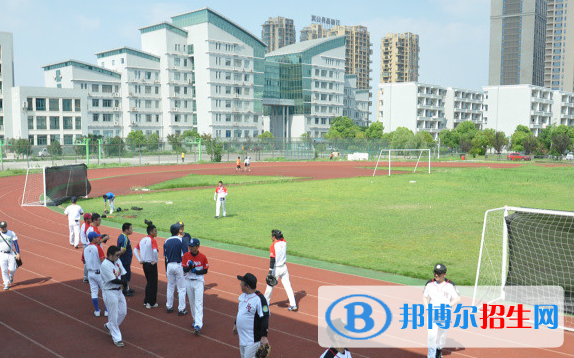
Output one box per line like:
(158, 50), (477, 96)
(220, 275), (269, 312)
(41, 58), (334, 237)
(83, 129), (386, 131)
(95, 47), (160, 62)
(266, 36), (346, 64)
(42, 60), (121, 79)
(140, 22), (187, 37)
(171, 8), (266, 53)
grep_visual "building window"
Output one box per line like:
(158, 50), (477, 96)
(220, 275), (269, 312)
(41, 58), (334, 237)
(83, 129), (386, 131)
(37, 135), (47, 145)
(62, 99), (72, 111)
(226, 130), (231, 137)
(64, 134), (73, 145)
(155, 87), (159, 94)
(28, 116), (34, 129)
(174, 72), (181, 81)
(145, 72), (152, 80)
(92, 99), (99, 107)
(102, 99), (112, 108)
(50, 116), (60, 129)
(49, 98), (59, 111)
(103, 114), (112, 122)
(225, 72), (231, 80)
(36, 116), (48, 129)
(63, 117), (73, 129)
(75, 117), (81, 129)
(50, 135), (60, 144)
(92, 84), (99, 92)
(93, 114), (99, 122)
(145, 86), (151, 94)
(36, 98), (46, 111)
(75, 99), (81, 112)
(102, 85), (112, 93)
(174, 58), (181, 67)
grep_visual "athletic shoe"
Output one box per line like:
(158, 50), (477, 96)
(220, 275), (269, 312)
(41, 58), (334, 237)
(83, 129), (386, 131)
(436, 349), (442, 358)
(122, 290), (134, 297)
(3, 286), (9, 290)
(74, 246), (79, 249)
(103, 323), (111, 335)
(215, 216), (219, 219)
(193, 325), (201, 335)
(114, 340), (124, 347)
(178, 309), (188, 316)
(166, 307), (174, 313)
(151, 303), (159, 308)
(144, 303), (152, 309)
(104, 311), (108, 317)
(288, 306), (298, 311)
(127, 288), (135, 294)
(94, 310), (101, 317)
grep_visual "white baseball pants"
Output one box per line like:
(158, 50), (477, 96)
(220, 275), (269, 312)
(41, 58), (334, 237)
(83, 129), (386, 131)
(103, 289), (127, 343)
(69, 222), (80, 246)
(427, 322), (448, 358)
(264, 264), (296, 307)
(0, 252), (16, 288)
(166, 262), (186, 311)
(185, 279), (204, 328)
(215, 197), (226, 217)
(240, 342), (260, 358)
(88, 271), (103, 299)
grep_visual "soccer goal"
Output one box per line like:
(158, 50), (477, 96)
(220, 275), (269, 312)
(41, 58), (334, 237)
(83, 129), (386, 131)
(21, 164), (92, 207)
(372, 149), (431, 177)
(473, 206), (574, 331)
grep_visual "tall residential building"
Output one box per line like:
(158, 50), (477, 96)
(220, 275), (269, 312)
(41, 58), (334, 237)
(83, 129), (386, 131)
(261, 17), (296, 53)
(489, 0), (547, 86)
(544, 0), (574, 91)
(380, 33), (419, 83)
(300, 24), (372, 91)
(0, 32), (15, 141)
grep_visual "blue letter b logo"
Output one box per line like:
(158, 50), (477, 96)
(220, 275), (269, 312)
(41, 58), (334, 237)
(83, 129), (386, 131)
(345, 302), (375, 333)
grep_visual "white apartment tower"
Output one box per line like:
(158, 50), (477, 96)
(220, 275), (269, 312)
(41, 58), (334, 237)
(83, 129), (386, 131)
(0, 32), (14, 141)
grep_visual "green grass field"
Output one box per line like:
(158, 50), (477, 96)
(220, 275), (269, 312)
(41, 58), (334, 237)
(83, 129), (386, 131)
(73, 165), (574, 285)
(147, 173), (302, 190)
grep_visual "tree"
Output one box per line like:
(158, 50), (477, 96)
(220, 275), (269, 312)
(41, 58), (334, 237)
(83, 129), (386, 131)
(412, 131), (434, 148)
(522, 135), (539, 155)
(515, 124), (532, 134)
(510, 126), (532, 152)
(167, 134), (183, 152)
(438, 129), (460, 150)
(491, 131), (508, 154)
(364, 122), (384, 139)
(538, 125), (553, 150)
(470, 131), (490, 155)
(180, 129), (200, 141)
(13, 138), (31, 158)
(390, 127), (414, 149)
(146, 133), (160, 151)
(455, 121), (477, 136)
(326, 116), (361, 138)
(104, 136), (124, 156)
(48, 140), (62, 156)
(126, 130), (146, 150)
(201, 134), (223, 162)
(552, 133), (572, 156)
(258, 131), (274, 139)
(483, 128), (496, 150)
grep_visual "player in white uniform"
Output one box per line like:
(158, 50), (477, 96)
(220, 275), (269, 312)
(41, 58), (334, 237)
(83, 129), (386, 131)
(0, 221), (20, 290)
(64, 196), (83, 248)
(83, 232), (107, 317)
(423, 264), (460, 358)
(80, 213), (92, 282)
(233, 273), (269, 358)
(214, 181), (228, 218)
(264, 229), (297, 311)
(182, 238), (209, 335)
(101, 245), (128, 347)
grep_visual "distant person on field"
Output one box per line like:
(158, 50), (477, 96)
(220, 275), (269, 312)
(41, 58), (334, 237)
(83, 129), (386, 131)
(244, 156), (251, 172)
(182, 152), (185, 163)
(423, 264), (460, 358)
(236, 156), (241, 173)
(103, 192), (115, 214)
(64, 196), (84, 248)
(330, 153), (334, 160)
(214, 181), (228, 219)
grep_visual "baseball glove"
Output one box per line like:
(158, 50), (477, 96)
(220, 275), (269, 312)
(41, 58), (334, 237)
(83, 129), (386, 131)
(266, 274), (278, 287)
(255, 343), (271, 358)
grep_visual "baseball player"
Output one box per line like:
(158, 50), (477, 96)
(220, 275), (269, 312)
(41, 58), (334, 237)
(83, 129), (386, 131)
(117, 223), (134, 297)
(233, 273), (269, 358)
(86, 213), (110, 248)
(244, 156), (251, 172)
(0, 221), (20, 290)
(80, 213), (92, 282)
(164, 223), (187, 315)
(182, 238), (209, 335)
(264, 229), (297, 311)
(320, 348), (352, 358)
(236, 156), (241, 173)
(214, 181), (228, 219)
(101, 245), (128, 347)
(177, 221), (192, 253)
(64, 196), (83, 248)
(102, 192), (115, 214)
(423, 264), (460, 358)
(83, 232), (108, 317)
(134, 224), (159, 309)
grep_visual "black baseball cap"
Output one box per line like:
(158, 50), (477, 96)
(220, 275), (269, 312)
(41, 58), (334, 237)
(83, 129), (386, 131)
(71, 196), (77, 203)
(170, 223), (181, 235)
(0, 221), (6, 227)
(434, 264), (447, 274)
(188, 238), (200, 247)
(237, 273), (257, 289)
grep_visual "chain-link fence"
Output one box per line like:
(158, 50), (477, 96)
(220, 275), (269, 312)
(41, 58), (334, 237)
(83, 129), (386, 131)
(0, 136), (505, 170)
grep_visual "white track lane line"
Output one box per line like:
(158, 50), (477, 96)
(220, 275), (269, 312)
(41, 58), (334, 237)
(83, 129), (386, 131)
(0, 320), (67, 358)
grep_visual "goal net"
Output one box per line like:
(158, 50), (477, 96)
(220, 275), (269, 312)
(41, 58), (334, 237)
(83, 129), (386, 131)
(372, 149), (431, 176)
(21, 164), (91, 206)
(473, 206), (574, 330)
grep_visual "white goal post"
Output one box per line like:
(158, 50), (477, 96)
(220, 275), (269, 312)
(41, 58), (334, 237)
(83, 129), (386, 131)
(21, 167), (47, 207)
(372, 149), (431, 177)
(473, 206), (574, 331)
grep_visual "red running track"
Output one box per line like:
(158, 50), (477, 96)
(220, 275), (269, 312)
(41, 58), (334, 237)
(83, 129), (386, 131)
(0, 161), (572, 358)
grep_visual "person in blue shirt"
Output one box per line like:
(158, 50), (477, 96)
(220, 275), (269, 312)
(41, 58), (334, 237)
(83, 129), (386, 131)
(103, 192), (115, 214)
(177, 221), (192, 253)
(164, 223), (187, 316)
(117, 223), (134, 297)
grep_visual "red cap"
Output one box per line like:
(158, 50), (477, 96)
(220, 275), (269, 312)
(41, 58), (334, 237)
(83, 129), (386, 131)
(83, 213), (92, 220)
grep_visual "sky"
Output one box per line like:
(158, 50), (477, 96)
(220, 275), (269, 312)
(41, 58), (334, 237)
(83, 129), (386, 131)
(1, 0), (491, 101)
